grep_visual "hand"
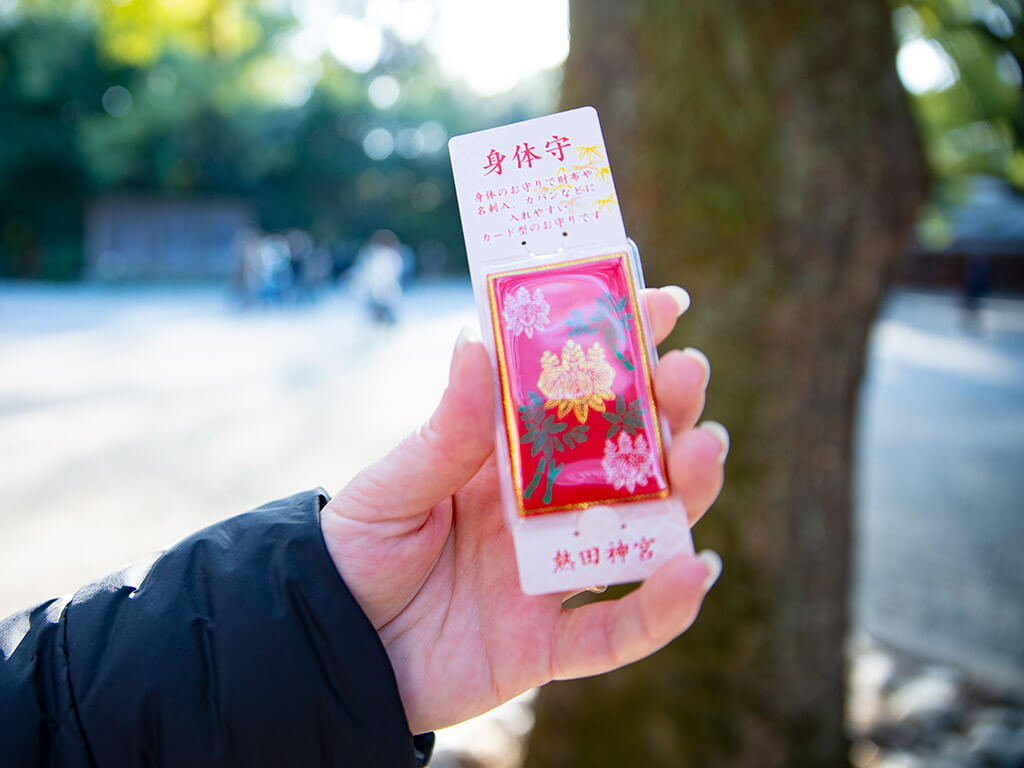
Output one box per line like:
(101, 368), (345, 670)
(320, 287), (727, 734)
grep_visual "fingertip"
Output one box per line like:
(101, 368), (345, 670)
(668, 427), (726, 526)
(641, 288), (681, 344)
(449, 330), (491, 397)
(647, 550), (710, 593)
(438, 331), (494, 457)
(661, 285), (691, 316)
(671, 424), (726, 469)
(656, 348), (707, 389)
(696, 549), (723, 592)
(636, 552), (712, 643)
(681, 347), (710, 391)
(452, 324), (480, 367)
(551, 551), (712, 680)
(653, 350), (708, 434)
(696, 420), (729, 462)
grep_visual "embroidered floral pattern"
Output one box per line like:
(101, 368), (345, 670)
(602, 394), (645, 438)
(490, 254), (670, 514)
(538, 340), (615, 423)
(518, 392), (590, 504)
(503, 286), (550, 338)
(601, 432), (655, 493)
(566, 291), (636, 371)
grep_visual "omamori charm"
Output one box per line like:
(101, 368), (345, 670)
(488, 253), (670, 515)
(451, 107), (693, 593)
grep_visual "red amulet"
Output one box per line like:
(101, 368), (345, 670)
(488, 253), (670, 516)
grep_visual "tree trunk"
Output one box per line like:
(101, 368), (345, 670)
(525, 3), (926, 767)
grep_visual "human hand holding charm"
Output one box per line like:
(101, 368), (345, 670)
(320, 286), (727, 734)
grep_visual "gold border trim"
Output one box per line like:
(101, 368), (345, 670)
(488, 252), (670, 518)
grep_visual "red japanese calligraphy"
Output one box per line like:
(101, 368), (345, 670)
(633, 536), (655, 561)
(513, 142), (542, 169)
(578, 547), (600, 566)
(606, 539), (630, 563)
(468, 131), (617, 247)
(484, 149), (506, 176)
(553, 549), (576, 573)
(545, 135), (571, 162)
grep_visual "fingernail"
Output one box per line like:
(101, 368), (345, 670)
(697, 549), (723, 592)
(586, 584), (608, 594)
(451, 325), (479, 379)
(662, 285), (691, 317)
(698, 420), (730, 462)
(682, 347), (710, 390)
(455, 324), (479, 353)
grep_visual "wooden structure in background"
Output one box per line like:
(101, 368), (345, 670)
(85, 197), (254, 281)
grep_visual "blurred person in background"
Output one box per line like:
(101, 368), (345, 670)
(351, 229), (407, 326)
(962, 255), (993, 332)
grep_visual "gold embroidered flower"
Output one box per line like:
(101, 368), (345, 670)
(537, 340), (615, 423)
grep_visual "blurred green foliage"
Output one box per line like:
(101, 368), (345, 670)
(2, 0), (1021, 280)
(0, 0), (538, 279)
(893, 0), (1024, 188)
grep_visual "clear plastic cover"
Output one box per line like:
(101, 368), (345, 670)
(451, 107), (692, 594)
(469, 241), (693, 594)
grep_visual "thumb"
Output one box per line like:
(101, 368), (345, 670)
(332, 327), (495, 523)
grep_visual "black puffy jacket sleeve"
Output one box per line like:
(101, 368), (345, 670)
(0, 489), (433, 767)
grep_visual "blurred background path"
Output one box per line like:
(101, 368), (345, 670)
(855, 290), (1024, 693)
(0, 281), (476, 615)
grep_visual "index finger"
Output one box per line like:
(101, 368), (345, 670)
(641, 286), (690, 345)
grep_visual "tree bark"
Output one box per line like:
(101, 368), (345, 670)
(525, 3), (926, 767)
